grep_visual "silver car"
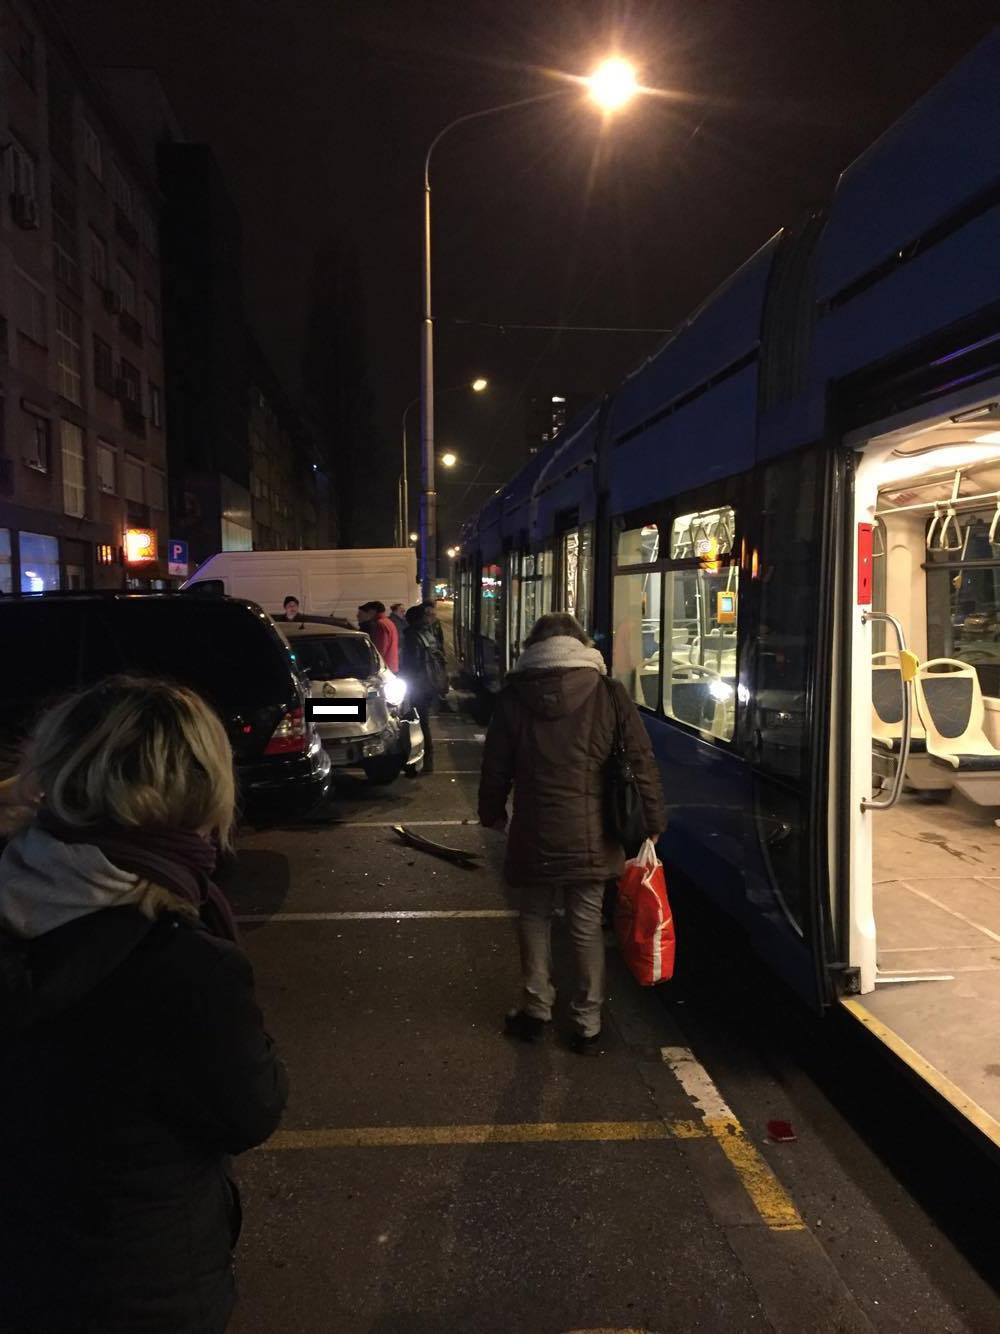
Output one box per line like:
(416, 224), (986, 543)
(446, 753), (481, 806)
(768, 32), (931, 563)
(277, 619), (424, 784)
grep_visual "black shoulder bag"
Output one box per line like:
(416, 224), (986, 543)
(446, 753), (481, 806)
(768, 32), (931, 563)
(601, 676), (647, 858)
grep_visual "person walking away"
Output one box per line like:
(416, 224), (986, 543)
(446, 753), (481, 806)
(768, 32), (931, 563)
(479, 612), (665, 1054)
(402, 603), (447, 774)
(280, 595), (301, 621)
(389, 602), (408, 640)
(358, 600), (400, 674)
(0, 677), (288, 1333)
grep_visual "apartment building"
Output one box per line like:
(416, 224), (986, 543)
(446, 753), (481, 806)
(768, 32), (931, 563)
(0, 0), (170, 592)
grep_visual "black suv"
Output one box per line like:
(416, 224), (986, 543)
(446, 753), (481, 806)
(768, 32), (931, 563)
(0, 592), (331, 820)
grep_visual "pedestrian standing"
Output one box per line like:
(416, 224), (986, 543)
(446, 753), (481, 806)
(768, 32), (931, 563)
(422, 599), (446, 658)
(0, 676), (288, 1333)
(358, 600), (400, 673)
(401, 603), (447, 775)
(389, 602), (408, 640)
(281, 595), (301, 621)
(478, 613), (665, 1054)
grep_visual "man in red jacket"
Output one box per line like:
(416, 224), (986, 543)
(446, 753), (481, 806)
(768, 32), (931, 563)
(357, 601), (399, 673)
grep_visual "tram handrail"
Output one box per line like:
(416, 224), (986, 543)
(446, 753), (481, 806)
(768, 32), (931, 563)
(862, 610), (913, 812)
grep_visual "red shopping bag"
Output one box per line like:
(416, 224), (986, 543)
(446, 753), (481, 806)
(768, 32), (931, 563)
(615, 838), (675, 985)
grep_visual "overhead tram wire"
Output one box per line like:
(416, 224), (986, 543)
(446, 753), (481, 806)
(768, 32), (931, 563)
(449, 319), (673, 334)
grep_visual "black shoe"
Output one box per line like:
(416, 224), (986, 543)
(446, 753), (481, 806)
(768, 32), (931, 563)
(503, 1010), (547, 1042)
(566, 1030), (602, 1056)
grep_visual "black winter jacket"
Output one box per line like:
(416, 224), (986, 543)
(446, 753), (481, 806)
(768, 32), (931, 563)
(0, 906), (288, 1333)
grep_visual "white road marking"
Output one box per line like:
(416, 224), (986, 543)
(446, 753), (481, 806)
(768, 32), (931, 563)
(329, 818), (473, 828)
(661, 1046), (735, 1120)
(236, 909), (518, 922)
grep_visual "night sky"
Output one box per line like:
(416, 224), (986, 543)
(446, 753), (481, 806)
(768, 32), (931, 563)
(52, 1), (999, 546)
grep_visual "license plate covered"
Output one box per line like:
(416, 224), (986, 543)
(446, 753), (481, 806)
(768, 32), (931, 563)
(306, 697), (366, 723)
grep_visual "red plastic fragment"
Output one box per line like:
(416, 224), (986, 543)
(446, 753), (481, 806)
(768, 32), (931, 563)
(767, 1119), (796, 1143)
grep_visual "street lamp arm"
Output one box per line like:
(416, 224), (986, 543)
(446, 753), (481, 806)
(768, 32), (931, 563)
(424, 89), (568, 188)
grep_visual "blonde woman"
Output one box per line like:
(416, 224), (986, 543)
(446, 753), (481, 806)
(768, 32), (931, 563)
(0, 677), (288, 1334)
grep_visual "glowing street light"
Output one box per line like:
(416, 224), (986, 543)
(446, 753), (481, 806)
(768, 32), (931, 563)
(471, 377), (488, 393)
(409, 531), (419, 543)
(441, 451), (458, 468)
(446, 546), (459, 559)
(587, 57), (638, 113)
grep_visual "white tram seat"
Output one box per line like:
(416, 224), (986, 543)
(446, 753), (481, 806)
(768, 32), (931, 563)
(914, 658), (1000, 805)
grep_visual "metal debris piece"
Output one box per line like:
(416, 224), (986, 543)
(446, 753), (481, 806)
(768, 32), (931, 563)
(391, 824), (481, 869)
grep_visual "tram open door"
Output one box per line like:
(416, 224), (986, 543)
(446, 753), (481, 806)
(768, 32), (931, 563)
(843, 386), (1000, 1142)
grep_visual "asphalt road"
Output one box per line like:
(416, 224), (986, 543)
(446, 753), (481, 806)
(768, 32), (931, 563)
(224, 701), (1000, 1334)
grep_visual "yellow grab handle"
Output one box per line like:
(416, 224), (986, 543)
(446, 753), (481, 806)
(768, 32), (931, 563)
(899, 649), (919, 683)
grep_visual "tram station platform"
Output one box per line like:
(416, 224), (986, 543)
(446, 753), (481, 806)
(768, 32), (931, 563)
(223, 703), (1000, 1333)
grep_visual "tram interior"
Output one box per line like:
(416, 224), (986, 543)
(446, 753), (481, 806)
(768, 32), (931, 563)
(866, 409), (1000, 1117)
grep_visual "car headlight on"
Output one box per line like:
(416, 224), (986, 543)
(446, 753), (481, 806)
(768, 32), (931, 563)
(383, 672), (407, 708)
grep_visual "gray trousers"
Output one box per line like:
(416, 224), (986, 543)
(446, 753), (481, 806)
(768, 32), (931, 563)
(518, 881), (606, 1037)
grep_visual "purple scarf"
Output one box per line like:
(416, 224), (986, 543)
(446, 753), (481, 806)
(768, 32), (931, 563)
(35, 813), (239, 943)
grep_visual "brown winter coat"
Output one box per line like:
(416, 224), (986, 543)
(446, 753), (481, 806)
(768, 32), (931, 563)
(478, 667), (666, 888)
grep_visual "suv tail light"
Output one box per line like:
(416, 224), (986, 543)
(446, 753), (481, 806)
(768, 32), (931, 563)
(264, 706), (308, 755)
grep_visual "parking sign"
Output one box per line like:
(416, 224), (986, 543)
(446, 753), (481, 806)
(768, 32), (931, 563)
(167, 539), (189, 578)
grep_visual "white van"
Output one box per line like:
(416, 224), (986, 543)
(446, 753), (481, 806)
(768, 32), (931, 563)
(181, 548), (420, 623)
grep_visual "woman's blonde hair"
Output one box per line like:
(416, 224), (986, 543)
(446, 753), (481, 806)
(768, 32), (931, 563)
(19, 676), (236, 847)
(524, 612), (593, 650)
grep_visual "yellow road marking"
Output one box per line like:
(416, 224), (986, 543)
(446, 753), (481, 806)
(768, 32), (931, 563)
(841, 996), (1000, 1153)
(661, 1047), (805, 1232)
(705, 1117), (805, 1232)
(262, 1119), (707, 1150)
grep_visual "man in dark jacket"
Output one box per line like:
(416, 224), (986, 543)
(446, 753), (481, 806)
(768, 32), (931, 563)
(389, 602), (408, 639)
(401, 604), (447, 775)
(479, 613), (665, 1053)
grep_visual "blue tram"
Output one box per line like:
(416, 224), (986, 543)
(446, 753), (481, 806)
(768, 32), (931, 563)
(456, 32), (1000, 1137)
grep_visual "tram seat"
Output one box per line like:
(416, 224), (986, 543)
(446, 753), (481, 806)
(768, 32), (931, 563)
(914, 658), (1000, 804)
(871, 654), (950, 792)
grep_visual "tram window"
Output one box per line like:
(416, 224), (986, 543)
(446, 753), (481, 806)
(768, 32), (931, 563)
(562, 529), (580, 616)
(663, 566), (739, 740)
(613, 570), (662, 710)
(618, 524), (659, 565)
(925, 505), (1000, 664)
(560, 525), (593, 628)
(480, 564), (502, 641)
(519, 548), (553, 641)
(507, 556), (521, 663)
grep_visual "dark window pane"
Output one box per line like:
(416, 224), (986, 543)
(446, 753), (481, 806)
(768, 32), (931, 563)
(291, 635), (376, 680)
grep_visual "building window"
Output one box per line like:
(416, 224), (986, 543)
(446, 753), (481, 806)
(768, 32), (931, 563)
(0, 529), (11, 594)
(140, 207), (157, 256)
(110, 162), (133, 220)
(123, 452), (144, 503)
(55, 302), (83, 405)
(143, 292), (158, 341)
(148, 468), (166, 511)
(89, 229), (108, 288)
(118, 358), (141, 404)
(149, 382), (162, 428)
(6, 137), (38, 218)
(60, 420), (86, 518)
(97, 440), (116, 494)
(48, 78), (75, 172)
(114, 262), (136, 316)
(83, 120), (102, 180)
(11, 17), (36, 88)
(221, 518), (253, 552)
(22, 411), (50, 472)
(51, 185), (79, 290)
(93, 334), (114, 394)
(19, 532), (60, 592)
(14, 268), (46, 345)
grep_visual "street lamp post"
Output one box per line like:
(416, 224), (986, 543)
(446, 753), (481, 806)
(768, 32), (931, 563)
(400, 379), (487, 548)
(419, 62), (639, 595)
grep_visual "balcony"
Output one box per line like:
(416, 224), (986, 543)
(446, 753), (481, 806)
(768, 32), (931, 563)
(119, 309), (143, 348)
(115, 205), (138, 247)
